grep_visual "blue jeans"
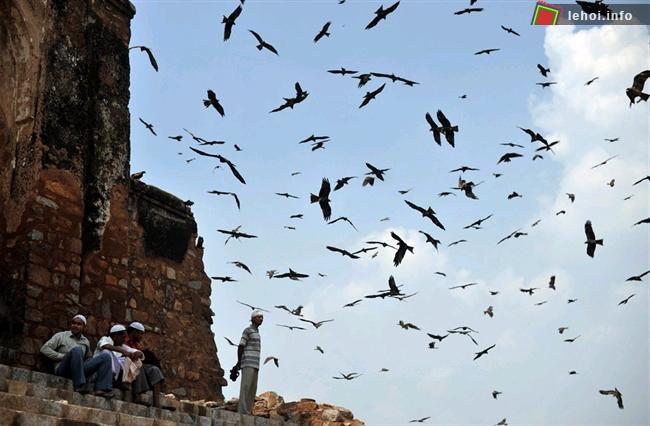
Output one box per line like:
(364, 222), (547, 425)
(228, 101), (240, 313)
(55, 347), (112, 391)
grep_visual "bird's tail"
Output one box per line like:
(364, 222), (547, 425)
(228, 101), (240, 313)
(256, 44), (263, 51)
(639, 92), (650, 102)
(203, 99), (211, 107)
(451, 125), (459, 132)
(596, 239), (604, 246)
(310, 193), (319, 204)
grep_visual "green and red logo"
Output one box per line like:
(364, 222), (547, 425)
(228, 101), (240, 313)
(531, 1), (562, 25)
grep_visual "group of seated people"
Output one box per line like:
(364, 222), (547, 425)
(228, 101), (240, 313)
(40, 314), (166, 408)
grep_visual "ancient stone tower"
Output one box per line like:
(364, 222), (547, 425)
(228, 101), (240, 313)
(0, 0), (226, 400)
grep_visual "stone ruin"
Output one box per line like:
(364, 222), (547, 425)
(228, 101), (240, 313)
(0, 0), (227, 401)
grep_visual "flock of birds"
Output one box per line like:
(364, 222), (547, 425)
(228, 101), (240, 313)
(128, 0), (648, 424)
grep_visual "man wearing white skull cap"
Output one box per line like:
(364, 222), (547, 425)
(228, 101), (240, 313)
(235, 309), (264, 414)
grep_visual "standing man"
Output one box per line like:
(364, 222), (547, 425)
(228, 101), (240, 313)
(40, 314), (114, 397)
(235, 310), (263, 415)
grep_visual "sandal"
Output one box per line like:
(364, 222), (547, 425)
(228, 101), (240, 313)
(93, 390), (115, 399)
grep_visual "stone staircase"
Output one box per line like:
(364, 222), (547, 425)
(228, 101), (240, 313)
(0, 364), (294, 425)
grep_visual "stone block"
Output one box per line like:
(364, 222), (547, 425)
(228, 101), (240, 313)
(29, 264), (51, 287)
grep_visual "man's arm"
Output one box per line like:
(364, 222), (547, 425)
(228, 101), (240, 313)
(236, 344), (244, 368)
(99, 341), (143, 359)
(40, 333), (65, 361)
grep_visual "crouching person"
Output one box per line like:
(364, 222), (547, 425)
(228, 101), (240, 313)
(125, 322), (165, 408)
(94, 324), (144, 389)
(40, 314), (114, 398)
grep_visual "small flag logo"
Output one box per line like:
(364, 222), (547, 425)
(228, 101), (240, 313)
(531, 1), (562, 25)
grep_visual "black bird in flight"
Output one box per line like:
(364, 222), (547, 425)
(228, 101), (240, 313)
(299, 134), (329, 144)
(270, 82), (309, 112)
(229, 261), (252, 274)
(353, 73), (372, 87)
(370, 72), (419, 86)
(455, 176), (481, 200)
(536, 82), (557, 88)
(425, 111), (458, 147)
(520, 287), (538, 296)
(498, 152), (523, 164)
(328, 216), (358, 231)
(183, 128), (225, 145)
(632, 175), (650, 186)
(366, 240), (397, 250)
(211, 276), (237, 283)
(237, 300), (269, 312)
(311, 178), (332, 221)
(391, 232), (414, 267)
(365, 275), (404, 299)
(129, 45), (159, 71)
(326, 246), (360, 259)
(501, 142), (524, 148)
(365, 162), (390, 181)
(618, 294), (635, 306)
(449, 282), (479, 290)
(248, 30), (279, 55)
(365, 1), (400, 30)
(343, 299), (363, 308)
(359, 84), (386, 108)
(626, 270), (649, 282)
(333, 372), (361, 380)
(500, 25), (520, 36)
(168, 135), (183, 141)
(203, 90), (225, 117)
(633, 217), (650, 226)
(138, 117), (157, 136)
(474, 48), (500, 55)
(314, 22), (331, 43)
(300, 318), (334, 329)
(518, 126), (547, 143)
(419, 231), (441, 251)
(404, 200), (445, 230)
(222, 4), (243, 41)
(223, 336), (237, 346)
(275, 305), (303, 316)
(604, 137), (619, 143)
(537, 64), (551, 77)
(564, 334), (580, 342)
(507, 192), (522, 200)
(264, 356), (279, 368)
(328, 67), (357, 76)
(549, 275), (556, 290)
(450, 166), (479, 173)
(273, 269), (309, 281)
(455, 7), (483, 15)
(334, 176), (357, 190)
(626, 70), (650, 106)
(217, 226), (258, 245)
(576, 0), (612, 16)
(409, 417), (431, 423)
(585, 76), (599, 85)
(464, 214), (493, 230)
(276, 192), (300, 199)
(448, 239), (467, 247)
(277, 324), (307, 331)
(584, 220), (603, 257)
(208, 190), (240, 210)
(599, 388), (624, 409)
(473, 344), (496, 360)
(190, 147), (246, 184)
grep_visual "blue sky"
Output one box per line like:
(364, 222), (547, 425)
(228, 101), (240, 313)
(129, 1), (649, 424)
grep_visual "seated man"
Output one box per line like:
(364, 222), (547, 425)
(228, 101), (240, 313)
(40, 314), (114, 398)
(124, 322), (165, 408)
(94, 324), (144, 386)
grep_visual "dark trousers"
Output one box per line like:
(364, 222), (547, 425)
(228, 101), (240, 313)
(55, 347), (113, 391)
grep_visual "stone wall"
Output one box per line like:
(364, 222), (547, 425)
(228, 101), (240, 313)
(0, 0), (225, 401)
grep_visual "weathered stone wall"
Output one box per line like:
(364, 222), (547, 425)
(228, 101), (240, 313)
(0, 0), (225, 401)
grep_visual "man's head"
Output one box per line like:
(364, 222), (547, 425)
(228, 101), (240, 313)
(109, 324), (127, 345)
(127, 322), (145, 342)
(251, 310), (264, 327)
(70, 314), (86, 336)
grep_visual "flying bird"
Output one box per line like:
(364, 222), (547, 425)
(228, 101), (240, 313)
(604, 137), (619, 143)
(299, 318), (334, 329)
(418, 231), (441, 251)
(326, 246), (360, 259)
(328, 216), (358, 231)
(203, 90), (225, 117)
(626, 70), (650, 106)
(398, 320), (420, 330)
(217, 226), (258, 245)
(633, 217), (650, 226)
(520, 288), (538, 296)
(276, 192), (300, 199)
(449, 282), (479, 290)
(537, 64), (551, 77)
(585, 76), (599, 85)
(455, 7), (483, 15)
(500, 25), (520, 36)
(264, 356), (279, 367)
(591, 155), (618, 169)
(328, 67), (357, 76)
(492, 390), (502, 399)
(549, 275), (556, 290)
(391, 232), (414, 267)
(359, 84), (386, 108)
(190, 147), (246, 184)
(277, 324), (307, 331)
(464, 214), (493, 229)
(365, 1), (400, 30)
(211, 276), (237, 283)
(404, 200), (445, 230)
(237, 300), (268, 312)
(138, 117), (156, 136)
(310, 178), (332, 221)
(474, 48), (500, 55)
(599, 388), (624, 409)
(248, 30), (279, 55)
(129, 45), (158, 71)
(273, 269), (309, 281)
(455, 176), (480, 199)
(498, 152), (523, 164)
(584, 220), (603, 257)
(343, 299), (363, 308)
(473, 344), (496, 360)
(315, 346), (325, 354)
(353, 73), (372, 87)
(365, 163), (390, 181)
(564, 335), (580, 343)
(333, 372), (361, 380)
(409, 417), (431, 423)
(207, 190), (240, 210)
(222, 4), (243, 41)
(632, 175), (650, 186)
(229, 261), (252, 274)
(625, 270), (649, 282)
(618, 294), (635, 305)
(223, 337), (237, 347)
(314, 22), (331, 43)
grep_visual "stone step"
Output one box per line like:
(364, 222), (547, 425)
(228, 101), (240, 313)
(0, 393), (179, 425)
(0, 406), (112, 426)
(0, 378), (198, 424)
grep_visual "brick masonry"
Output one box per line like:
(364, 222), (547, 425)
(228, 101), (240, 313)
(0, 0), (226, 400)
